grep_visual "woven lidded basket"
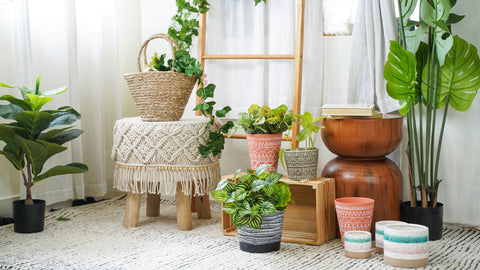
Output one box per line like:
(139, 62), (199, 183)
(124, 33), (197, 122)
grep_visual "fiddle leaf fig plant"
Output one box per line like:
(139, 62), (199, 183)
(384, 0), (480, 208)
(0, 76), (88, 205)
(211, 165), (292, 229)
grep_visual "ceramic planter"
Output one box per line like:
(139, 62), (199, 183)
(400, 201), (443, 241)
(13, 199), (46, 233)
(237, 211), (284, 253)
(246, 133), (282, 172)
(383, 223), (429, 268)
(375, 220), (406, 254)
(334, 197), (375, 245)
(284, 148), (318, 180)
(344, 231), (372, 259)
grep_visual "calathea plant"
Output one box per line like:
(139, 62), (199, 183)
(384, 0), (480, 207)
(211, 165), (292, 229)
(0, 76), (88, 205)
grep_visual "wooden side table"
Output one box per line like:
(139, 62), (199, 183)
(320, 114), (403, 238)
(111, 117), (221, 230)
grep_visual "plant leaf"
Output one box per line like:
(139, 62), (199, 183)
(221, 202), (236, 214)
(33, 163), (88, 183)
(211, 189), (227, 202)
(399, 0), (418, 26)
(40, 86), (68, 97)
(265, 172), (282, 186)
(0, 95), (32, 111)
(255, 164), (270, 175)
(26, 94), (53, 111)
(15, 135), (48, 176)
(259, 201), (276, 216)
(16, 111), (56, 139)
(0, 104), (24, 119)
(234, 188), (247, 201)
(248, 214), (263, 229)
(431, 36), (480, 111)
(252, 179), (266, 192)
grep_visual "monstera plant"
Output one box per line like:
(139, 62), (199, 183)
(384, 0), (480, 212)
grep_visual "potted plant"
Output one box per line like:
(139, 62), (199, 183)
(280, 112), (324, 180)
(0, 76), (89, 233)
(211, 164), (293, 253)
(228, 104), (294, 172)
(383, 0), (480, 240)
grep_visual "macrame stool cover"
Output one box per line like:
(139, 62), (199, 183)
(112, 117), (220, 196)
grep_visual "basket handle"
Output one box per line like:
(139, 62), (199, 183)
(137, 33), (178, 72)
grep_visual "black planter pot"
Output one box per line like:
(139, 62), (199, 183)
(400, 201), (443, 241)
(13, 199), (46, 233)
(237, 211), (284, 253)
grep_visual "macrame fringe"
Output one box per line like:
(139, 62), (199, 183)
(113, 162), (221, 196)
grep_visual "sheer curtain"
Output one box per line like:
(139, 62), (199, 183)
(0, 0), (140, 205)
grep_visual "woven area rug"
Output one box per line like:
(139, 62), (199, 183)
(0, 196), (479, 270)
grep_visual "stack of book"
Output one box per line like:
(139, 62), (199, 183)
(321, 104), (382, 118)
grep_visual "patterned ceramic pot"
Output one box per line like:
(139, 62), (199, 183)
(284, 148), (318, 180)
(335, 197), (375, 245)
(237, 211), (284, 253)
(246, 134), (283, 172)
(383, 223), (429, 268)
(375, 220), (406, 254)
(344, 231), (372, 259)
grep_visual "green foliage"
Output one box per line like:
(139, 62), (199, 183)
(228, 104), (294, 136)
(384, 0), (480, 207)
(211, 165), (292, 229)
(0, 76), (88, 204)
(292, 112), (323, 150)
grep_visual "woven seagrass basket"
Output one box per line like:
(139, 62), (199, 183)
(124, 33), (197, 122)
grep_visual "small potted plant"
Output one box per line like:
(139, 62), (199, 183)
(211, 164), (293, 253)
(0, 76), (88, 233)
(228, 104), (294, 172)
(280, 112), (324, 180)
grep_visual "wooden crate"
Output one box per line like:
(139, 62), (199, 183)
(221, 175), (336, 245)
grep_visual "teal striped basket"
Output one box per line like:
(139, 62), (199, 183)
(383, 223), (429, 268)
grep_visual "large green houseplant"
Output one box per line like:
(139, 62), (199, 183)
(280, 112), (323, 180)
(0, 76), (88, 233)
(211, 164), (292, 252)
(384, 0), (480, 239)
(228, 104), (294, 172)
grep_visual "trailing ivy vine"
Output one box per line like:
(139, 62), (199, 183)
(159, 0), (267, 157)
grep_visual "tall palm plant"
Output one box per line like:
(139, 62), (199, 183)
(384, 0), (480, 208)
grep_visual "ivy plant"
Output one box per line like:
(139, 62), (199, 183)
(211, 165), (292, 229)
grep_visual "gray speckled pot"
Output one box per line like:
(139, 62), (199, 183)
(284, 148), (318, 180)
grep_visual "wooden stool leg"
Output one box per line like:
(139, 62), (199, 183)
(196, 194), (211, 219)
(146, 193), (161, 217)
(124, 192), (141, 227)
(176, 182), (192, 231)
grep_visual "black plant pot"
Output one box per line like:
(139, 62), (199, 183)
(13, 199), (46, 233)
(400, 201), (443, 241)
(237, 211), (284, 253)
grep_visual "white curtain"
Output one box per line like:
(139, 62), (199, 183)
(0, 0), (140, 205)
(347, 0), (400, 113)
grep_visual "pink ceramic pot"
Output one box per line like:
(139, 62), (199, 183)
(335, 197), (375, 245)
(246, 134), (282, 172)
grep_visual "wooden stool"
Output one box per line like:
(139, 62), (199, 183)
(112, 117), (221, 230)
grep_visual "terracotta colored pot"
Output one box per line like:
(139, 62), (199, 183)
(335, 197), (375, 245)
(383, 223), (429, 268)
(321, 114), (403, 158)
(246, 134), (282, 172)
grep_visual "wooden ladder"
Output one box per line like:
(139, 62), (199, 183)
(196, 0), (305, 147)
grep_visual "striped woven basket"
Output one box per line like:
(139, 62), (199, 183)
(237, 211), (285, 253)
(124, 33), (197, 122)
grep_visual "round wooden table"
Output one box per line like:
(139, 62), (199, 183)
(320, 114), (403, 238)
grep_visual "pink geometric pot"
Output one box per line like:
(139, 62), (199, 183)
(335, 197), (375, 245)
(246, 133), (283, 172)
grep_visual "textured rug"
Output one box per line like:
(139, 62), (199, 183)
(0, 196), (479, 270)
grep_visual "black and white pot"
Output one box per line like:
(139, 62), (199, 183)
(237, 211), (285, 253)
(13, 199), (46, 233)
(400, 201), (443, 241)
(284, 148), (318, 180)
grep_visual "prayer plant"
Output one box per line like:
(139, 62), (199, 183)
(0, 76), (88, 205)
(384, 0), (480, 208)
(211, 165), (292, 229)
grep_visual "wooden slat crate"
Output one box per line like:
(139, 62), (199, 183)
(221, 175), (336, 245)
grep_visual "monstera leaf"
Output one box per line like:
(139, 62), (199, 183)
(384, 41), (418, 114)
(423, 36), (480, 111)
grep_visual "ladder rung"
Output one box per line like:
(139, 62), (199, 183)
(203, 54), (295, 60)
